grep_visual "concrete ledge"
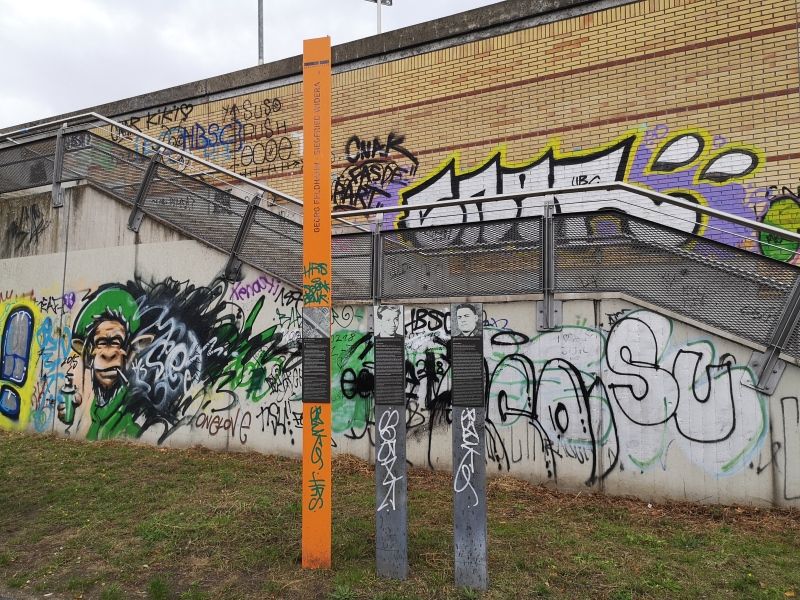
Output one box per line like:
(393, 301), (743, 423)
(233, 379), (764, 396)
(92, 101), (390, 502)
(1, 0), (625, 134)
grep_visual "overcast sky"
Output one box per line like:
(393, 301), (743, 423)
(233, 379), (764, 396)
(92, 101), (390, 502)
(0, 0), (505, 128)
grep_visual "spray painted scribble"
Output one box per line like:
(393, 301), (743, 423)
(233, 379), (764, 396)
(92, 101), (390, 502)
(333, 132), (418, 212)
(376, 407), (403, 512)
(330, 304), (768, 488)
(56, 278), (300, 442)
(454, 407), (481, 507)
(4, 204), (50, 253)
(0, 300), (41, 431)
(759, 187), (800, 264)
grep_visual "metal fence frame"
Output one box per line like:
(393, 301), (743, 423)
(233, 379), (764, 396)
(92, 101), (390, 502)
(4, 114), (800, 392)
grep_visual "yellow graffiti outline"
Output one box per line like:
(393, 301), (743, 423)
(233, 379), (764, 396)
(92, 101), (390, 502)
(644, 125), (766, 186)
(658, 188), (709, 242)
(548, 129), (642, 184)
(0, 298), (42, 432)
(394, 130), (642, 229)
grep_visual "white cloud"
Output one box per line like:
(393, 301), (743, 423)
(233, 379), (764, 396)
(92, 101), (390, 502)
(0, 0), (504, 128)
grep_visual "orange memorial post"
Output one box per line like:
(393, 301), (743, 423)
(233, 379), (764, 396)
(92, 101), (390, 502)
(301, 36), (333, 570)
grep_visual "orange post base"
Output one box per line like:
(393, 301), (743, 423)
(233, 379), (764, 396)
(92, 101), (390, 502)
(302, 401), (332, 569)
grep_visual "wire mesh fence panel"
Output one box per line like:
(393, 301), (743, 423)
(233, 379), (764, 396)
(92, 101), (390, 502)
(332, 232), (373, 301)
(781, 314), (800, 359)
(89, 124), (306, 223)
(239, 206), (304, 287)
(94, 123), (227, 182)
(380, 217), (542, 299)
(65, 133), (304, 284)
(142, 163), (249, 254)
(553, 210), (800, 353)
(9, 127), (800, 364)
(62, 133), (150, 205)
(0, 138), (58, 194)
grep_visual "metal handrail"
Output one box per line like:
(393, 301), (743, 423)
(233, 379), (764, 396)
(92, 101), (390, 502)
(4, 114), (798, 248)
(1, 111), (379, 233)
(2, 111), (305, 209)
(332, 181), (800, 247)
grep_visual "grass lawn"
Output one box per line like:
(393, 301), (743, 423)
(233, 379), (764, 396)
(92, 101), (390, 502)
(0, 431), (798, 599)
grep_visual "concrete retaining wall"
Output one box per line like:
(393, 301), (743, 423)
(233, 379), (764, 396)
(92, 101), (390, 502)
(1, 184), (798, 507)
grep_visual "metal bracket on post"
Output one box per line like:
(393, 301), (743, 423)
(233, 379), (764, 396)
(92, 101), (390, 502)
(224, 192), (262, 281)
(746, 278), (800, 394)
(51, 124), (67, 208)
(127, 151), (162, 233)
(371, 216), (384, 303)
(537, 200), (562, 331)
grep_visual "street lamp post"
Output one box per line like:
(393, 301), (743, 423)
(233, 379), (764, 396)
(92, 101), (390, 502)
(363, 0), (392, 34)
(258, 0), (264, 65)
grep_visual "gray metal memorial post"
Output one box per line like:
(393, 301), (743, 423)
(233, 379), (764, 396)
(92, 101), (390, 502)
(373, 304), (408, 579)
(450, 302), (488, 590)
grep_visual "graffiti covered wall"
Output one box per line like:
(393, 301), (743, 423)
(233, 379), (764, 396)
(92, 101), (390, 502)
(3, 218), (800, 508)
(0, 238), (306, 456)
(330, 299), (796, 505)
(0, 186), (797, 509)
(86, 0), (800, 261)
(4, 0), (800, 509)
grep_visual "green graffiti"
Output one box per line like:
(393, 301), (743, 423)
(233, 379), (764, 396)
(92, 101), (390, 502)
(88, 386), (141, 441)
(719, 366), (768, 474)
(330, 328), (373, 434)
(759, 196), (800, 262)
(303, 262), (330, 305)
(303, 278), (330, 305)
(209, 296), (299, 403)
(65, 279), (299, 442)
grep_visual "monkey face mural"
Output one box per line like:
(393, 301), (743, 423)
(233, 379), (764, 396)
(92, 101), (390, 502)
(65, 286), (149, 440)
(58, 278), (299, 442)
(89, 320), (128, 391)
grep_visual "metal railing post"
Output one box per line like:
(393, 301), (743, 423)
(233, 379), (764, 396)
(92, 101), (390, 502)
(747, 277), (800, 394)
(224, 192), (263, 281)
(127, 151), (162, 233)
(51, 124), (67, 208)
(538, 200), (561, 330)
(371, 216), (384, 303)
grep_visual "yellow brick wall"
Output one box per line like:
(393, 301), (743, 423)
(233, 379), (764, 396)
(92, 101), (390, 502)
(103, 0), (800, 261)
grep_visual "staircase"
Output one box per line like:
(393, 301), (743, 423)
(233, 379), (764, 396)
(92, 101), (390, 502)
(2, 113), (800, 394)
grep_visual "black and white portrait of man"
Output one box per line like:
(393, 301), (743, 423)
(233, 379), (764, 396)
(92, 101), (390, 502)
(374, 304), (403, 338)
(452, 303), (482, 337)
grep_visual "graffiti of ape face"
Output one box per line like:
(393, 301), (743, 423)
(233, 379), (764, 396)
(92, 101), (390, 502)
(90, 320), (128, 390)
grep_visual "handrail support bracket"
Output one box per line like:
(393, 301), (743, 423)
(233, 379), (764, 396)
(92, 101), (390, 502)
(225, 192), (263, 281)
(127, 151), (162, 233)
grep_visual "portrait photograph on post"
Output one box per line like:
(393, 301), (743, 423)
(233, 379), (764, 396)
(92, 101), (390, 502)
(374, 304), (404, 338)
(451, 303), (482, 337)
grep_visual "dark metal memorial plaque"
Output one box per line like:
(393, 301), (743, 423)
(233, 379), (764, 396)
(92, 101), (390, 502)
(451, 337), (484, 407)
(374, 338), (406, 406)
(302, 338), (330, 403)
